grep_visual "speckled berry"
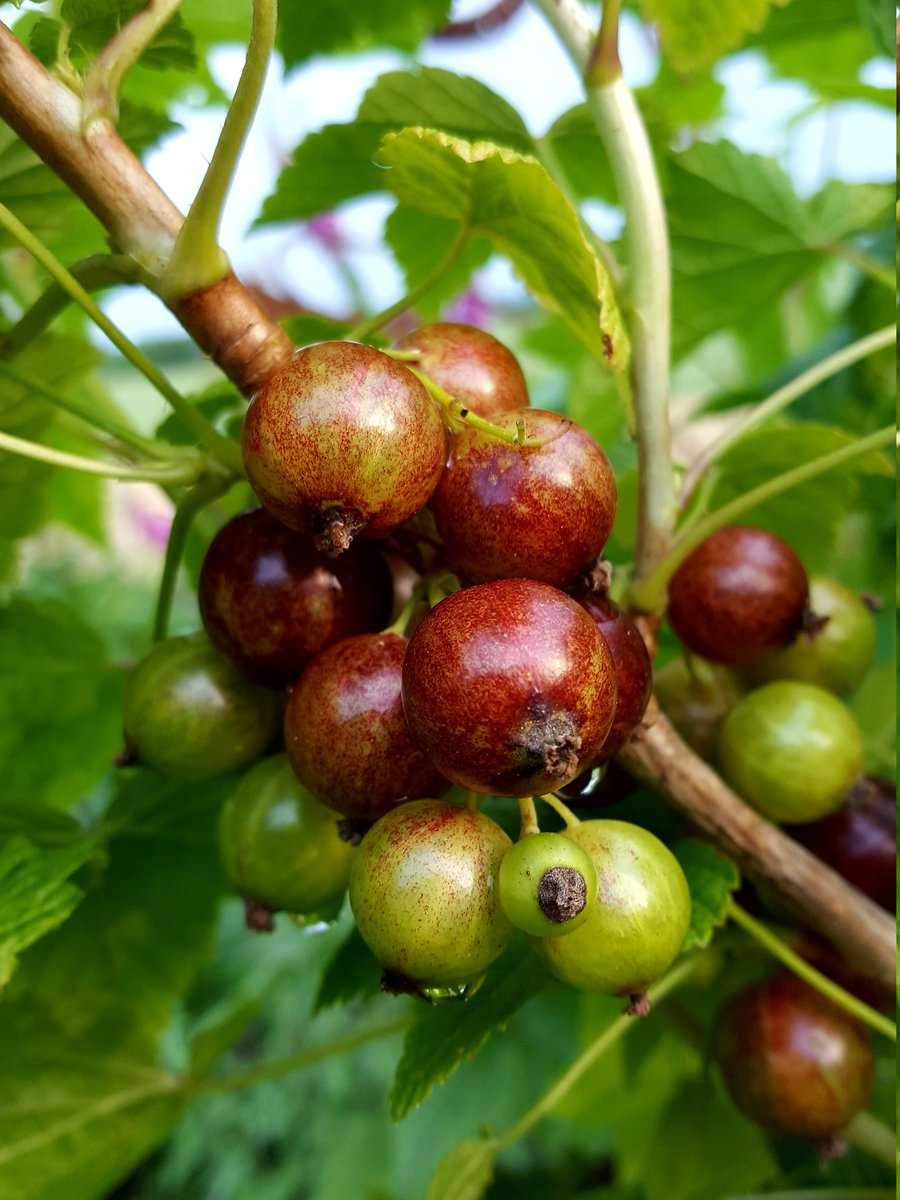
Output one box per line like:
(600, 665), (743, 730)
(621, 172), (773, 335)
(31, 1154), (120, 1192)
(535, 819), (691, 996)
(285, 632), (447, 820)
(574, 590), (652, 756)
(394, 322), (529, 418)
(349, 799), (513, 987)
(220, 754), (353, 927)
(199, 508), (392, 687)
(402, 579), (618, 796)
(431, 409), (617, 587)
(667, 527), (809, 665)
(241, 341), (446, 554)
(122, 633), (281, 779)
(499, 832), (597, 937)
(716, 974), (874, 1139)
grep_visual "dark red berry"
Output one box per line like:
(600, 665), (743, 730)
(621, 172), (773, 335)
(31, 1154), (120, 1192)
(431, 409), (617, 587)
(199, 509), (392, 687)
(402, 579), (617, 796)
(792, 775), (896, 913)
(394, 322), (528, 418)
(241, 341), (446, 554)
(285, 632), (447, 820)
(667, 526), (808, 665)
(716, 974), (874, 1139)
(574, 590), (652, 756)
(557, 760), (639, 807)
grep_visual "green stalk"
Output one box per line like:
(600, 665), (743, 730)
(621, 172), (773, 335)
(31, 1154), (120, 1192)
(729, 902), (896, 1042)
(406, 363), (537, 447)
(152, 475), (232, 642)
(538, 792), (580, 828)
(162, 0), (277, 300)
(0, 429), (201, 483)
(631, 425), (895, 611)
(346, 224), (471, 342)
(189, 1017), (410, 1097)
(82, 0), (183, 127)
(844, 1111), (898, 1170)
(679, 325), (897, 509)
(0, 201), (241, 473)
(826, 241), (895, 291)
(518, 796), (540, 836)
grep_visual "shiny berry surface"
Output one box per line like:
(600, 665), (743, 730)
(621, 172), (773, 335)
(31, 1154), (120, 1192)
(574, 591), (652, 756)
(536, 819), (691, 995)
(241, 341), (446, 554)
(668, 526), (808, 665)
(394, 322), (529, 418)
(748, 576), (876, 696)
(285, 632), (447, 820)
(122, 633), (281, 780)
(199, 508), (392, 687)
(716, 974), (874, 1138)
(402, 580), (618, 796)
(498, 832), (597, 937)
(220, 754), (353, 917)
(349, 800), (513, 987)
(718, 682), (863, 824)
(792, 775), (896, 912)
(431, 409), (617, 587)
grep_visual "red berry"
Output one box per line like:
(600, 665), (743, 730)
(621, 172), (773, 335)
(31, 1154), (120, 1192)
(667, 526), (808, 665)
(402, 579), (617, 796)
(574, 591), (651, 755)
(285, 632), (447, 820)
(199, 509), (392, 687)
(792, 776), (896, 913)
(431, 409), (617, 587)
(241, 341), (446, 554)
(394, 322), (528, 418)
(716, 974), (874, 1139)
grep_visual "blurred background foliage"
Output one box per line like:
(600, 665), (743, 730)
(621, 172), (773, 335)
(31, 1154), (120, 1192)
(0, 0), (895, 1197)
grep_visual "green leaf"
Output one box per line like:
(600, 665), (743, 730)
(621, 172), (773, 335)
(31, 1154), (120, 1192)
(259, 67), (533, 225)
(314, 925), (382, 1013)
(156, 380), (244, 446)
(28, 15), (61, 65)
(278, 0), (451, 69)
(61, 0), (196, 72)
(672, 839), (740, 950)
(390, 941), (546, 1120)
(377, 128), (629, 370)
(426, 1138), (497, 1200)
(281, 313), (350, 347)
(639, 0), (778, 72)
(0, 835), (93, 988)
(850, 661), (896, 774)
(189, 997), (261, 1077)
(0, 599), (124, 809)
(641, 1075), (776, 1200)
(385, 206), (492, 320)
(857, 0), (895, 55)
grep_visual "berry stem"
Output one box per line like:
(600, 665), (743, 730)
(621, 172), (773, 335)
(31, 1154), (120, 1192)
(728, 901), (896, 1042)
(0, 429), (203, 483)
(497, 953), (702, 1147)
(539, 792), (581, 828)
(152, 475), (233, 642)
(161, 0), (278, 301)
(630, 425), (895, 613)
(404, 363), (541, 448)
(82, 0), (182, 128)
(0, 201), (242, 474)
(843, 1112), (898, 1171)
(518, 796), (540, 837)
(188, 1017), (411, 1096)
(346, 223), (471, 341)
(678, 325), (897, 511)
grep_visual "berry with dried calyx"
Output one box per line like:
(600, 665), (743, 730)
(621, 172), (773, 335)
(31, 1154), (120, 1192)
(402, 579), (618, 796)
(499, 831), (597, 937)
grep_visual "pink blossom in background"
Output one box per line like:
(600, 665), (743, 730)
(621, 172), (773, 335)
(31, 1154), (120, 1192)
(307, 212), (343, 253)
(446, 288), (492, 327)
(130, 498), (173, 548)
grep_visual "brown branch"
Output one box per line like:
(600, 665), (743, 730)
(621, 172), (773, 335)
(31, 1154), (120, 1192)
(0, 21), (293, 397)
(620, 699), (896, 996)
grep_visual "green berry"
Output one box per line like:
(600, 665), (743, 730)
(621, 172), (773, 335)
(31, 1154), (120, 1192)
(718, 681), (863, 823)
(123, 633), (280, 780)
(747, 577), (876, 696)
(536, 820), (691, 997)
(349, 800), (513, 988)
(220, 754), (353, 925)
(499, 832), (597, 937)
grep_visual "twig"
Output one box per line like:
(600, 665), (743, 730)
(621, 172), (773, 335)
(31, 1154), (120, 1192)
(83, 0), (182, 128)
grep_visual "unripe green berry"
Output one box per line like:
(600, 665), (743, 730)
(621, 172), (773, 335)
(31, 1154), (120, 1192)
(499, 832), (597, 937)
(718, 681), (863, 823)
(536, 820), (691, 996)
(220, 755), (353, 923)
(747, 577), (876, 696)
(349, 800), (513, 988)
